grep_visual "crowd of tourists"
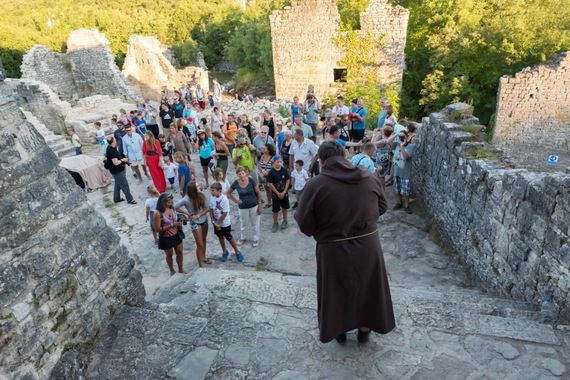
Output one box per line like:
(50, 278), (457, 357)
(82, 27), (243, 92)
(94, 83), (416, 275)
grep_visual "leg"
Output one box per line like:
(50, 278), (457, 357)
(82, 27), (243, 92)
(272, 212), (278, 224)
(218, 234), (227, 252)
(164, 248), (175, 275)
(113, 174), (121, 202)
(131, 165), (143, 182)
(142, 164), (150, 177)
(265, 188), (272, 206)
(282, 208), (288, 222)
(251, 207), (260, 242)
(115, 171), (134, 202)
(238, 208), (249, 241)
(174, 243), (184, 273)
(202, 166), (209, 186)
(192, 228), (204, 267)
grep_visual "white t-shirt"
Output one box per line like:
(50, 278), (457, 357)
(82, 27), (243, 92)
(164, 162), (177, 179)
(145, 197), (158, 211)
(291, 169), (309, 191)
(332, 105), (350, 116)
(209, 194), (231, 227)
(290, 139), (318, 169)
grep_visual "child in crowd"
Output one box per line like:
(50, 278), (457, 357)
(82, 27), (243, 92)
(94, 121), (107, 155)
(145, 185), (160, 244)
(291, 159), (309, 209)
(213, 168), (231, 195)
(67, 128), (82, 155)
(163, 155), (178, 192)
(266, 155), (291, 232)
(209, 182), (244, 262)
(158, 134), (172, 161)
(174, 152), (191, 196)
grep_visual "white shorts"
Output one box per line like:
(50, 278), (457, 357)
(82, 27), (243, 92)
(129, 159), (144, 166)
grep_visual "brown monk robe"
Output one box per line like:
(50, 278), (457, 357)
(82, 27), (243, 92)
(294, 146), (395, 343)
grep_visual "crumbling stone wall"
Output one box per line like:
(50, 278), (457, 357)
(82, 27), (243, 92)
(122, 35), (209, 100)
(0, 87), (145, 379)
(270, 0), (409, 100)
(360, 0), (409, 86)
(414, 104), (570, 321)
(270, 0), (341, 100)
(1, 78), (71, 135)
(21, 29), (139, 104)
(494, 52), (570, 162)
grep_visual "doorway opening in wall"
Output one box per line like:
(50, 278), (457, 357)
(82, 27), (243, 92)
(333, 68), (347, 83)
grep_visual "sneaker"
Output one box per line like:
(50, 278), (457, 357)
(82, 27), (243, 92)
(236, 251), (244, 262)
(405, 207), (413, 214)
(252, 241), (259, 248)
(292, 202), (298, 209)
(271, 223), (279, 233)
(281, 220), (288, 230)
(237, 239), (245, 246)
(219, 251), (229, 262)
(128, 200), (137, 205)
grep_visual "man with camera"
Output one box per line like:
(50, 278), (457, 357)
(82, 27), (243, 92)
(391, 130), (416, 213)
(302, 93), (321, 142)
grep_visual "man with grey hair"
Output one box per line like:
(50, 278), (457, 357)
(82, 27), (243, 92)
(292, 116), (314, 140)
(252, 125), (275, 158)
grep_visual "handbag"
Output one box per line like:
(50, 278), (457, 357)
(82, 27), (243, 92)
(177, 226), (185, 240)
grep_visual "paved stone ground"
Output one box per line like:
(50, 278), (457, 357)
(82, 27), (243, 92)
(83, 150), (570, 379)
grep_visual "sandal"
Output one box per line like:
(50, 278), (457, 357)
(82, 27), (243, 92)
(264, 204), (272, 209)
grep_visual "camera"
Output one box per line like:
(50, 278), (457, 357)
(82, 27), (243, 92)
(177, 214), (189, 226)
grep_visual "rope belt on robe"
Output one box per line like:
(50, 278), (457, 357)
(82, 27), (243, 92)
(330, 229), (378, 243)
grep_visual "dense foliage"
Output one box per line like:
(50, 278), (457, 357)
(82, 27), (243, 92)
(0, 0), (568, 124)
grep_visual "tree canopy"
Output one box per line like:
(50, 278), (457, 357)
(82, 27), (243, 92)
(0, 0), (568, 124)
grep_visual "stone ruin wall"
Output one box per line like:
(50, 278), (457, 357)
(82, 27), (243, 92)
(270, 0), (409, 100)
(494, 52), (570, 159)
(360, 0), (409, 86)
(0, 79), (70, 135)
(0, 81), (146, 378)
(270, 0), (341, 101)
(21, 29), (140, 104)
(122, 35), (209, 101)
(414, 104), (570, 321)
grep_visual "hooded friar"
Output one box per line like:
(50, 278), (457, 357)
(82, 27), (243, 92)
(294, 141), (395, 343)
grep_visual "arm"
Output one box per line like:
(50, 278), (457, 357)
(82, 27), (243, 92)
(153, 212), (162, 235)
(282, 179), (291, 196)
(227, 187), (240, 204)
(253, 182), (263, 214)
(179, 174), (186, 193)
(293, 181), (317, 236)
(215, 211), (228, 227)
(145, 206), (150, 222)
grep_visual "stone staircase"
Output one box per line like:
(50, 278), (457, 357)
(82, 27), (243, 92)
(21, 109), (76, 158)
(83, 267), (569, 379)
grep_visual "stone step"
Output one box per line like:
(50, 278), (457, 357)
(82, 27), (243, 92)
(152, 268), (559, 343)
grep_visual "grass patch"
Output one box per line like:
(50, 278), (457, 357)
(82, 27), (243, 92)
(62, 342), (76, 352)
(459, 124), (485, 141)
(102, 195), (113, 208)
(51, 308), (69, 332)
(464, 146), (498, 160)
(255, 257), (268, 271)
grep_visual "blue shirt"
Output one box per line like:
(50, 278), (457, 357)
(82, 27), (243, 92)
(291, 104), (300, 118)
(198, 138), (215, 159)
(178, 162), (191, 189)
(352, 107), (368, 130)
(335, 138), (347, 146)
(277, 132), (285, 151)
(351, 153), (376, 173)
(377, 109), (387, 129)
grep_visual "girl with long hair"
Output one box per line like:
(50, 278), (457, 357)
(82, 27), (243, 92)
(154, 193), (185, 275)
(143, 131), (166, 192)
(175, 182), (211, 267)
